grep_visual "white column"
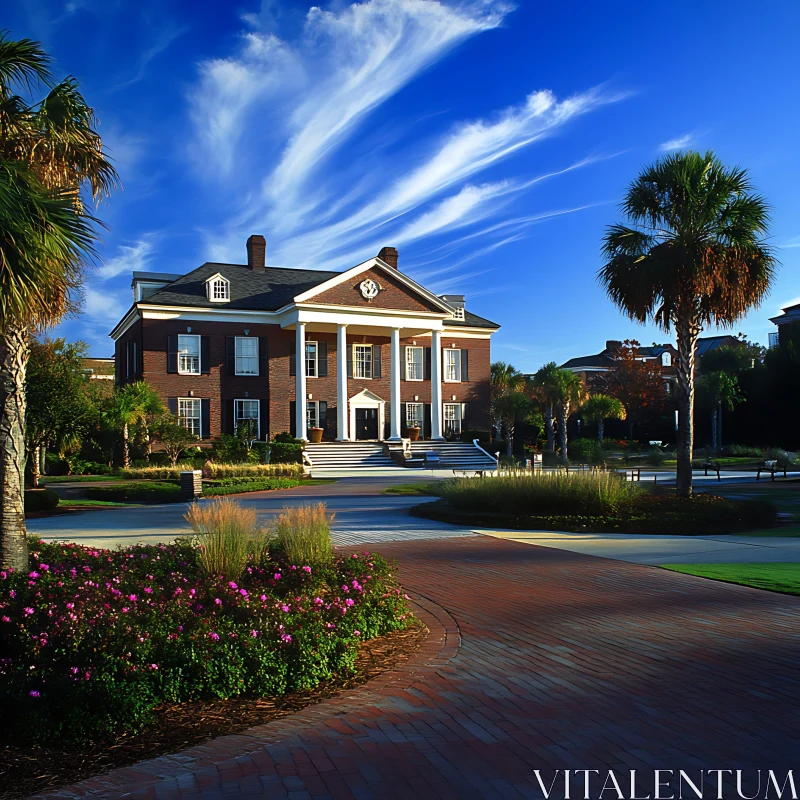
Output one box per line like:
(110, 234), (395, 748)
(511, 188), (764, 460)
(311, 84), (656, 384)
(388, 327), (402, 440)
(430, 329), (444, 440)
(337, 324), (349, 441)
(295, 322), (307, 441)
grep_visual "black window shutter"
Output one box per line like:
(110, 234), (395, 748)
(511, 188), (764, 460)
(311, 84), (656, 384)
(167, 397), (178, 416)
(424, 347), (432, 380)
(258, 337), (268, 377)
(289, 352), (296, 376)
(201, 399), (211, 439)
(115, 341), (122, 384)
(461, 349), (469, 382)
(224, 399), (235, 435)
(424, 404), (432, 439)
(401, 346), (407, 381)
(319, 401), (327, 435)
(200, 336), (211, 374)
(318, 341), (328, 377)
(401, 403), (408, 435)
(226, 337), (235, 376)
(373, 344), (382, 378)
(347, 346), (353, 378)
(289, 401), (297, 438)
(259, 399), (269, 441)
(167, 335), (178, 374)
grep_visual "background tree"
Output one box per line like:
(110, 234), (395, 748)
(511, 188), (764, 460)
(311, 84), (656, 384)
(599, 151), (775, 496)
(698, 371), (742, 454)
(553, 370), (587, 464)
(530, 362), (562, 452)
(105, 382), (164, 468)
(25, 337), (94, 486)
(490, 362), (525, 440)
(599, 340), (667, 439)
(0, 35), (116, 569)
(581, 394), (626, 443)
(492, 391), (537, 459)
(152, 416), (197, 466)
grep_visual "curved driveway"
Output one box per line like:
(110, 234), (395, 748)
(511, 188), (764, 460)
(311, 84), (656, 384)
(29, 478), (800, 564)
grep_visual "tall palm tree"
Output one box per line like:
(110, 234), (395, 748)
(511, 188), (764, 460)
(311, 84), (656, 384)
(698, 371), (741, 454)
(530, 362), (563, 453)
(0, 35), (116, 569)
(581, 394), (626, 443)
(599, 151), (775, 496)
(490, 361), (525, 440)
(553, 370), (587, 464)
(105, 382), (165, 469)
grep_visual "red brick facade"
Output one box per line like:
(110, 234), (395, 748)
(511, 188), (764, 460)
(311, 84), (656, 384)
(115, 320), (491, 441)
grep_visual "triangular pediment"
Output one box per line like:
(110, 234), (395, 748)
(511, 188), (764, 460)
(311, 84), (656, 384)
(293, 258), (453, 315)
(350, 388), (385, 404)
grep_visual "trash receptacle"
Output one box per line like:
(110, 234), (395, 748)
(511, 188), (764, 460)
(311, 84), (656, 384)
(180, 470), (203, 500)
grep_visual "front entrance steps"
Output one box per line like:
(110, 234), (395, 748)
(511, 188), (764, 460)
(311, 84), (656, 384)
(304, 440), (498, 471)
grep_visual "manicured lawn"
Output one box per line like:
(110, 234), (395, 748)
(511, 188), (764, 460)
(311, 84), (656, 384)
(58, 499), (133, 508)
(662, 563), (800, 596)
(382, 483), (435, 496)
(707, 484), (800, 536)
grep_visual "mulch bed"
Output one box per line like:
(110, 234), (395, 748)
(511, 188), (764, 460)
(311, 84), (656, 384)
(0, 620), (428, 800)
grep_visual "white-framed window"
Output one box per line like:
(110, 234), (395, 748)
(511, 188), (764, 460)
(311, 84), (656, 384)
(443, 403), (462, 437)
(452, 307), (465, 321)
(405, 346), (423, 381)
(406, 402), (423, 430)
(178, 334), (201, 375)
(207, 274), (230, 303)
(234, 399), (260, 439)
(444, 349), (461, 382)
(178, 398), (201, 437)
(306, 401), (319, 430)
(235, 337), (259, 375)
(306, 341), (318, 378)
(661, 351), (672, 367)
(353, 344), (372, 379)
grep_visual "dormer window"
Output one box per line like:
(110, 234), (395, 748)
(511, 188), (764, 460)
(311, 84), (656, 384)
(661, 352), (672, 367)
(452, 307), (465, 321)
(205, 273), (230, 303)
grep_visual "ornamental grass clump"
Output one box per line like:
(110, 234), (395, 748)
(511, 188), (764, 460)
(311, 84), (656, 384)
(203, 463), (304, 479)
(437, 471), (644, 516)
(272, 503), (334, 566)
(185, 498), (262, 580)
(0, 539), (410, 745)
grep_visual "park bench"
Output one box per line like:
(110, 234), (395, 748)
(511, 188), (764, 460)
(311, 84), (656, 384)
(756, 459), (787, 481)
(618, 467), (641, 482)
(452, 469), (489, 478)
(702, 460), (722, 481)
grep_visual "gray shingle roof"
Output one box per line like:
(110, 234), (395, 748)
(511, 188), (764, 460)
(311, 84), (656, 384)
(445, 309), (500, 329)
(560, 354), (615, 370)
(143, 262), (341, 311)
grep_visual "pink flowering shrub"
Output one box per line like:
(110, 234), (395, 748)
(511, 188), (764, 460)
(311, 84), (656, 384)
(0, 540), (410, 745)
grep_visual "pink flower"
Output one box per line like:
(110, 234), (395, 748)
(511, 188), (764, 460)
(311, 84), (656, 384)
(228, 581), (238, 589)
(260, 595), (267, 602)
(353, 630), (361, 637)
(29, 690), (40, 698)
(208, 632), (220, 641)
(251, 630), (259, 637)
(144, 587), (153, 594)
(280, 633), (292, 643)
(23, 607), (34, 616)
(273, 573), (281, 581)
(214, 598), (222, 605)
(128, 594), (137, 602)
(239, 589), (248, 597)
(313, 597), (323, 605)
(281, 604), (290, 613)
(39, 564), (49, 571)
(28, 572), (39, 579)
(302, 566), (312, 573)
(345, 598), (355, 607)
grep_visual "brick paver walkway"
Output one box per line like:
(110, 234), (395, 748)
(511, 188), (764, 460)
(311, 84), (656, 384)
(37, 537), (800, 799)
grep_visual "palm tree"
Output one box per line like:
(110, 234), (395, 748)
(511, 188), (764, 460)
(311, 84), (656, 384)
(490, 362), (525, 440)
(698, 371), (741, 454)
(105, 382), (164, 469)
(553, 370), (587, 464)
(599, 151), (775, 496)
(581, 394), (626, 443)
(530, 362), (562, 453)
(0, 35), (117, 569)
(492, 391), (536, 459)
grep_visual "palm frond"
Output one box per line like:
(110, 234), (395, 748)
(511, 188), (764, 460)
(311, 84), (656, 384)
(0, 33), (52, 94)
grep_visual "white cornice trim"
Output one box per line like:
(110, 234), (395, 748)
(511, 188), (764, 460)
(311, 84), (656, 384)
(297, 302), (446, 319)
(292, 257), (455, 313)
(109, 305), (141, 340)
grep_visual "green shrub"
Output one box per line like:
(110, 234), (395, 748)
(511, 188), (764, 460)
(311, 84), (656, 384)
(0, 539), (410, 745)
(205, 477), (302, 496)
(24, 489), (60, 512)
(271, 503), (334, 565)
(44, 453), (69, 475)
(436, 471), (643, 516)
(269, 442), (303, 464)
(85, 482), (181, 504)
(719, 444), (763, 458)
(568, 438), (606, 464)
(765, 447), (796, 466)
(203, 462), (303, 479)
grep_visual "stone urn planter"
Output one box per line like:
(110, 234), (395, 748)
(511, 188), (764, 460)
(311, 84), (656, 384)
(407, 427), (421, 442)
(309, 427), (324, 444)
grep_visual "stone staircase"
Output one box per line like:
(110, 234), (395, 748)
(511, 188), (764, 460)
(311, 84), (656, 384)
(408, 440), (497, 471)
(304, 442), (394, 470)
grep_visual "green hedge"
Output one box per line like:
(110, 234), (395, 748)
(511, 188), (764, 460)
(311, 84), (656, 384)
(268, 442), (303, 464)
(84, 482), (181, 504)
(24, 490), (60, 512)
(205, 478), (302, 496)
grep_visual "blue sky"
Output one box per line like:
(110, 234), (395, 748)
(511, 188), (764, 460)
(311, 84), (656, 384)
(9, 0), (800, 367)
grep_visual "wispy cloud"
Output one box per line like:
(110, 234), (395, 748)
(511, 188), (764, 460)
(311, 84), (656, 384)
(778, 236), (800, 249)
(112, 25), (189, 91)
(83, 287), (126, 321)
(97, 236), (156, 280)
(659, 132), (695, 151)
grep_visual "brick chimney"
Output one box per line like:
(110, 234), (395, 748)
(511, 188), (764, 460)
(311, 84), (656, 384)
(246, 235), (266, 272)
(377, 246), (399, 270)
